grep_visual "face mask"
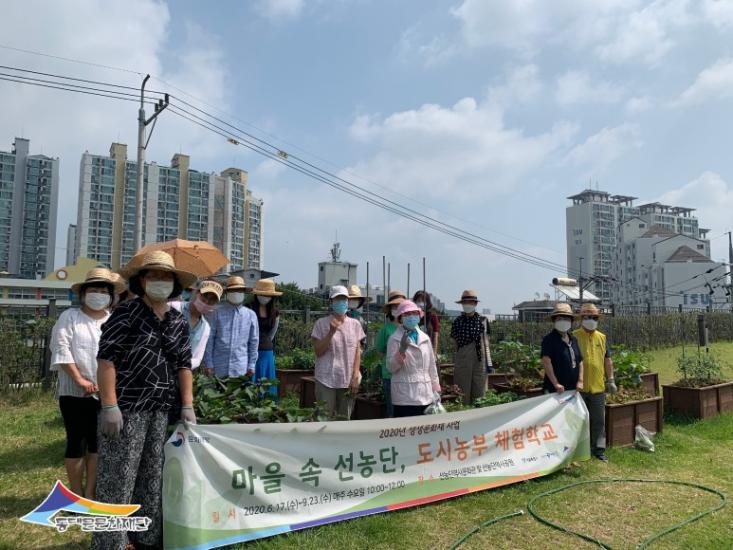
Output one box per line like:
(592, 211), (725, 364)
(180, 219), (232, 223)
(554, 319), (572, 333)
(85, 292), (110, 311)
(390, 307), (399, 318)
(332, 300), (348, 316)
(403, 315), (420, 330)
(415, 302), (425, 309)
(257, 296), (272, 305)
(227, 292), (245, 305)
(348, 299), (361, 310)
(181, 290), (192, 301)
(582, 319), (598, 331)
(194, 296), (215, 315)
(146, 281), (173, 301)
(462, 304), (476, 314)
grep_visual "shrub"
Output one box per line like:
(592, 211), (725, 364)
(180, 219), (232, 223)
(675, 352), (726, 388)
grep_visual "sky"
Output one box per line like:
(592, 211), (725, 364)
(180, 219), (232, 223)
(1, 0), (733, 313)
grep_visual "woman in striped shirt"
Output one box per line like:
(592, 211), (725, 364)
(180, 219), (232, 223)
(50, 268), (124, 498)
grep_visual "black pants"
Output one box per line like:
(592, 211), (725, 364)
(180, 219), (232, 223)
(59, 396), (101, 458)
(393, 404), (427, 418)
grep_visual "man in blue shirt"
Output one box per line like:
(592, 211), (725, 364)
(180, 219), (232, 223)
(204, 276), (259, 377)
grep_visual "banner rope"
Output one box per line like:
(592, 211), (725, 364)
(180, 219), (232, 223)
(448, 478), (727, 549)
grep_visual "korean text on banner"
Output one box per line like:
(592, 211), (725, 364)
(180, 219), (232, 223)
(163, 392), (590, 549)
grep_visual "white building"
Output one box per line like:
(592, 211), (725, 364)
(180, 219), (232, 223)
(0, 138), (59, 279)
(566, 189), (709, 304)
(75, 145), (264, 272)
(612, 219), (726, 309)
(317, 242), (358, 293)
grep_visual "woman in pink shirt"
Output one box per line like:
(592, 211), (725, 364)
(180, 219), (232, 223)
(387, 300), (441, 417)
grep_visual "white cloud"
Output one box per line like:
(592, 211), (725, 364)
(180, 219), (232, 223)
(555, 71), (625, 104)
(673, 58), (733, 106)
(255, 0), (304, 20)
(658, 171), (733, 259)
(0, 0), (231, 267)
(487, 64), (543, 106)
(565, 123), (642, 173)
(702, 0), (733, 29)
(252, 158), (288, 180)
(625, 95), (652, 113)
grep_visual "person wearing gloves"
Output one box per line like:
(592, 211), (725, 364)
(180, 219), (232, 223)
(311, 285), (365, 418)
(248, 278), (282, 396)
(375, 290), (407, 417)
(171, 280), (223, 372)
(50, 268), (124, 499)
(574, 303), (615, 462)
(346, 284), (369, 349)
(450, 290), (492, 405)
(541, 303), (584, 396)
(387, 300), (441, 417)
(94, 251), (196, 550)
(204, 276), (259, 378)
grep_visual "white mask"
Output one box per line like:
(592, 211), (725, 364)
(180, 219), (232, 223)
(145, 281), (173, 301)
(85, 292), (111, 311)
(390, 307), (399, 318)
(348, 299), (361, 310)
(227, 292), (245, 305)
(257, 296), (272, 305)
(462, 304), (476, 314)
(554, 319), (572, 333)
(582, 319), (598, 331)
(415, 301), (426, 309)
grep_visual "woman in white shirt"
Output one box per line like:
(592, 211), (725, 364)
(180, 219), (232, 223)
(50, 268), (123, 498)
(387, 300), (441, 417)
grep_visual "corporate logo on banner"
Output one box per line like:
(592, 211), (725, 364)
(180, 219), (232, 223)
(20, 481), (151, 533)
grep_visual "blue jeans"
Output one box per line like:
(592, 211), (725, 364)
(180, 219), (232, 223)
(382, 378), (393, 417)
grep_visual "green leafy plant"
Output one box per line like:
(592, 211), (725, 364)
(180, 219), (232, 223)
(491, 340), (543, 378)
(277, 348), (315, 370)
(472, 390), (521, 407)
(612, 345), (649, 389)
(193, 373), (331, 424)
(675, 352), (726, 388)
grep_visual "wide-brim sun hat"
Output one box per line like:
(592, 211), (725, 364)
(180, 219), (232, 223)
(253, 278), (282, 297)
(383, 293), (405, 313)
(329, 285), (349, 299)
(122, 251), (198, 289)
(224, 275), (249, 292)
(347, 284), (372, 304)
(548, 302), (577, 320)
(71, 267), (126, 295)
(198, 280), (224, 300)
(396, 299), (424, 319)
(456, 289), (479, 304)
(578, 303), (601, 317)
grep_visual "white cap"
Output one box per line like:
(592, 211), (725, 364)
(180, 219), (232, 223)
(329, 285), (349, 299)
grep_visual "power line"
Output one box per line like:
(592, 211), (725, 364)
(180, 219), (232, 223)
(0, 43), (142, 75)
(0, 74), (156, 105)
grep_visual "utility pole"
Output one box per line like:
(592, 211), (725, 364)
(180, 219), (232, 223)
(578, 257), (584, 302)
(407, 262), (411, 297)
(729, 231), (733, 314)
(133, 74), (169, 253)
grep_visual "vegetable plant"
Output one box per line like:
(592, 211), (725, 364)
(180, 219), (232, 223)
(675, 352), (726, 388)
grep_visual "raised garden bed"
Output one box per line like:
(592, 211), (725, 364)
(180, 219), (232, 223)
(487, 372), (516, 389)
(662, 381), (733, 419)
(605, 395), (663, 448)
(640, 372), (659, 396)
(276, 368), (312, 397)
(300, 375), (316, 408)
(352, 395), (385, 420)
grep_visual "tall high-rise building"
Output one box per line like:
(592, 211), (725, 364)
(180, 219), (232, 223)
(66, 224), (77, 267)
(0, 138), (59, 279)
(566, 189), (709, 304)
(75, 144), (263, 272)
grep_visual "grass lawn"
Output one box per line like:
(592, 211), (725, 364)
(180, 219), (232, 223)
(1, 343), (732, 549)
(647, 341), (733, 385)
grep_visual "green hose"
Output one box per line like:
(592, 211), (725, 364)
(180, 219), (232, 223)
(449, 479), (726, 549)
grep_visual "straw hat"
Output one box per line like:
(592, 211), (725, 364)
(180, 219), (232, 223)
(252, 278), (282, 297)
(548, 302), (576, 320)
(198, 280), (224, 300)
(455, 289), (479, 304)
(71, 267), (126, 295)
(383, 290), (406, 313)
(109, 271), (127, 294)
(123, 251), (197, 289)
(578, 303), (601, 317)
(224, 276), (249, 292)
(396, 299), (424, 319)
(348, 284), (372, 305)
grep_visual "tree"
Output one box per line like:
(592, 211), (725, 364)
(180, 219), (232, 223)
(276, 282), (326, 311)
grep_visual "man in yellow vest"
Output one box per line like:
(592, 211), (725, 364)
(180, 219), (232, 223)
(573, 303), (616, 462)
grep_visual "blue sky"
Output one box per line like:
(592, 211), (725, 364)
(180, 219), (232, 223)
(2, 0), (733, 312)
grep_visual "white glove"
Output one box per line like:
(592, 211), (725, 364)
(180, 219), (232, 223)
(181, 405), (197, 425)
(100, 405), (123, 439)
(605, 378), (618, 395)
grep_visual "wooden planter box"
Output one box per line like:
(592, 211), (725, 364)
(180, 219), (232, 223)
(276, 368), (312, 397)
(487, 372), (516, 389)
(352, 396), (385, 420)
(605, 396), (663, 448)
(440, 367), (454, 387)
(640, 372), (659, 396)
(662, 381), (733, 419)
(493, 382), (543, 399)
(299, 376), (317, 408)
